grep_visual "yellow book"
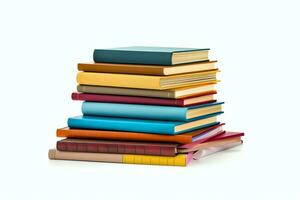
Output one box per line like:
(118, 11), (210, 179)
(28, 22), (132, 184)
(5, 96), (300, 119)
(48, 149), (189, 166)
(77, 70), (218, 90)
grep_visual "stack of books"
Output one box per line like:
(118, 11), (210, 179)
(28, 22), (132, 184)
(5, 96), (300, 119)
(48, 46), (244, 166)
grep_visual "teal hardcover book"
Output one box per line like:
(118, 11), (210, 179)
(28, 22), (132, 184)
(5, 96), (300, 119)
(67, 113), (222, 135)
(81, 102), (224, 121)
(93, 46), (210, 65)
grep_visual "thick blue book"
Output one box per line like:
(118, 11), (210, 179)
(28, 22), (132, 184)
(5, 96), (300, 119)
(67, 113), (222, 135)
(82, 101), (224, 122)
(93, 46), (210, 65)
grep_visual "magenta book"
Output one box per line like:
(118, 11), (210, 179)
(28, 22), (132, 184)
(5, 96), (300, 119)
(71, 92), (216, 107)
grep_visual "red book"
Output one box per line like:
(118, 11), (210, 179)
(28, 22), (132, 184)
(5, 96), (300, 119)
(179, 131), (244, 148)
(210, 131), (245, 140)
(57, 139), (179, 156)
(71, 92), (216, 107)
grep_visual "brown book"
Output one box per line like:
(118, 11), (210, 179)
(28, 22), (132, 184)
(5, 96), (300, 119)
(77, 83), (217, 99)
(78, 61), (216, 76)
(56, 123), (224, 144)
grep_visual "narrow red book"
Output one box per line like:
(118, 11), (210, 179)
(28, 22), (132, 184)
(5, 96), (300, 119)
(178, 131), (245, 149)
(71, 92), (216, 107)
(57, 139), (179, 156)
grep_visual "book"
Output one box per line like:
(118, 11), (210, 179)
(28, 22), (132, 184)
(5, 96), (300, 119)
(57, 139), (178, 156)
(210, 131), (245, 140)
(193, 141), (243, 160)
(67, 114), (222, 135)
(179, 131), (245, 148)
(78, 61), (216, 76)
(49, 149), (191, 166)
(56, 130), (241, 156)
(77, 84), (217, 99)
(81, 101), (223, 121)
(93, 46), (210, 65)
(76, 70), (218, 90)
(72, 92), (216, 107)
(56, 123), (224, 144)
(178, 136), (242, 153)
(48, 141), (242, 166)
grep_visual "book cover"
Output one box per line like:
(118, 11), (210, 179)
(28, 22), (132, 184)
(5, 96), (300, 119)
(76, 70), (218, 90)
(81, 101), (224, 121)
(193, 141), (243, 160)
(71, 92), (216, 107)
(178, 136), (242, 153)
(179, 131), (245, 149)
(67, 114), (222, 135)
(211, 131), (245, 139)
(78, 61), (216, 76)
(56, 123), (224, 144)
(93, 46), (210, 65)
(57, 139), (178, 156)
(49, 149), (190, 166)
(77, 84), (217, 99)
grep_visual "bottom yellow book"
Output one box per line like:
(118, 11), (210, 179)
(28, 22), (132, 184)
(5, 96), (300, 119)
(48, 149), (189, 166)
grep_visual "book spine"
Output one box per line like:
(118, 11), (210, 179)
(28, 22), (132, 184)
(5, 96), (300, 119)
(78, 63), (165, 75)
(93, 50), (172, 65)
(76, 72), (161, 90)
(81, 102), (188, 121)
(77, 85), (176, 99)
(174, 99), (184, 106)
(48, 149), (123, 163)
(67, 116), (175, 134)
(71, 92), (81, 100)
(56, 128), (193, 144)
(48, 149), (187, 166)
(56, 141), (176, 156)
(122, 154), (186, 166)
(71, 92), (180, 106)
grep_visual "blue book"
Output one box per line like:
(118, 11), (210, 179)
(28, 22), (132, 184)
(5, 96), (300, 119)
(67, 113), (222, 135)
(82, 101), (224, 122)
(93, 46), (210, 65)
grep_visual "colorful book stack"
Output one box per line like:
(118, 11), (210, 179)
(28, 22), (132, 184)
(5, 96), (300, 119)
(48, 46), (244, 166)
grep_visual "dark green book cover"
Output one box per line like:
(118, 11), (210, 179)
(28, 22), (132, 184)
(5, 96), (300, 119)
(93, 46), (209, 66)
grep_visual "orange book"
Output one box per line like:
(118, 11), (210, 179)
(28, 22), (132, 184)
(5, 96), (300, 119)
(56, 123), (224, 144)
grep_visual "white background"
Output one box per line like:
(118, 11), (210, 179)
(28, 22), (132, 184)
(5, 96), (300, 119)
(0, 0), (299, 199)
